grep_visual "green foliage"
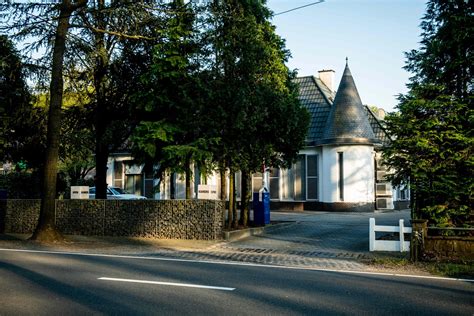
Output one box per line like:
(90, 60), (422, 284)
(385, 87), (473, 226)
(0, 172), (41, 199)
(132, 0), (213, 182)
(133, 121), (180, 158)
(404, 0), (473, 100)
(206, 0), (309, 173)
(199, 0), (309, 227)
(0, 35), (47, 170)
(58, 105), (95, 185)
(383, 0), (473, 226)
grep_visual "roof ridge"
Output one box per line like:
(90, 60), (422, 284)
(296, 75), (316, 79)
(311, 76), (334, 105)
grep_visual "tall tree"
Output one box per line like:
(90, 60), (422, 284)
(132, 0), (214, 199)
(383, 0), (473, 227)
(404, 0), (473, 101)
(0, 35), (34, 163)
(206, 0), (309, 227)
(68, 1), (164, 199)
(32, 0), (88, 241)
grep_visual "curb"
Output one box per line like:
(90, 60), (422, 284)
(223, 222), (294, 241)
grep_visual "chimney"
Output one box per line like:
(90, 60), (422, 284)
(376, 108), (386, 120)
(318, 69), (335, 92)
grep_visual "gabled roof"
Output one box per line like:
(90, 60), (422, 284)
(295, 62), (388, 146)
(365, 106), (391, 146)
(294, 76), (333, 145)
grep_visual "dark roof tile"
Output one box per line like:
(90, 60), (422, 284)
(294, 76), (332, 144)
(319, 63), (379, 145)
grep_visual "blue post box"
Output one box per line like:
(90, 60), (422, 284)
(253, 191), (270, 226)
(0, 189), (7, 199)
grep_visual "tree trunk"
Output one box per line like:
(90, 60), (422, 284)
(228, 169), (235, 229)
(185, 155), (191, 199)
(170, 172), (176, 199)
(94, 143), (108, 198)
(219, 160), (226, 200)
(92, 0), (109, 199)
(31, 0), (88, 242)
(231, 170), (238, 228)
(239, 169), (251, 227)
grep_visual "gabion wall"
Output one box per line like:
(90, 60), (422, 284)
(0, 199), (224, 240)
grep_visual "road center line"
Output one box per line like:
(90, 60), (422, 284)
(98, 277), (235, 291)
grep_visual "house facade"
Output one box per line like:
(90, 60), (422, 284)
(106, 61), (409, 211)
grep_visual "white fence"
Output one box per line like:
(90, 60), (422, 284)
(369, 218), (412, 252)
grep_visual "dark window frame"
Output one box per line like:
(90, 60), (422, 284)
(338, 152), (344, 201)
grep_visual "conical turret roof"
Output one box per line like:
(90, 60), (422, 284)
(320, 60), (379, 145)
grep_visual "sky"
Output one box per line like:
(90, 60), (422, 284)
(266, 0), (427, 112)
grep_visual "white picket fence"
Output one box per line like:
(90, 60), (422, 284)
(369, 218), (412, 252)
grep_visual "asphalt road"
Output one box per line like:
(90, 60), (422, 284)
(1, 249), (472, 315)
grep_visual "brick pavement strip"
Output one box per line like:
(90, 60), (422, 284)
(139, 248), (368, 271)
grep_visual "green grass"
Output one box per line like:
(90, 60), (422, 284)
(370, 256), (411, 267)
(425, 262), (474, 279)
(368, 255), (474, 279)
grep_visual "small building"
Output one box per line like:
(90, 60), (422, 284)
(106, 60), (409, 211)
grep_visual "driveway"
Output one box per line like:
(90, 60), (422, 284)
(167, 210), (412, 271)
(226, 210), (411, 254)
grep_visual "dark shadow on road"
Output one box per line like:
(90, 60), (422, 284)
(0, 260), (131, 313)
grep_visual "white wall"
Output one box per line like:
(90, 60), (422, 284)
(106, 157), (114, 187)
(321, 145), (375, 203)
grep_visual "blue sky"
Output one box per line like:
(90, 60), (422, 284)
(266, 0), (427, 112)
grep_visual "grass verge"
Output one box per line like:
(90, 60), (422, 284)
(424, 261), (474, 279)
(368, 255), (474, 279)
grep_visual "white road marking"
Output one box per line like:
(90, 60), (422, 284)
(0, 248), (472, 283)
(98, 277), (235, 291)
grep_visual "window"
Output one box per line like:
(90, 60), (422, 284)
(144, 164), (154, 198)
(307, 155), (318, 200)
(338, 152), (344, 201)
(294, 155), (306, 200)
(126, 174), (143, 196)
(113, 161), (123, 188)
(175, 174), (186, 199)
(281, 168), (294, 200)
(399, 185), (410, 200)
(269, 168), (280, 199)
(252, 172), (263, 193)
(235, 171), (241, 201)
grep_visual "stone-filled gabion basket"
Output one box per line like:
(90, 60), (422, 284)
(0, 199), (225, 240)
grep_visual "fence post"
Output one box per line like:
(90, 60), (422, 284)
(369, 218), (375, 251)
(399, 219), (405, 252)
(411, 219), (428, 262)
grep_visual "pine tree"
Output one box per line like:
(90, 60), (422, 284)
(207, 0), (309, 227)
(0, 35), (32, 161)
(383, 0), (473, 227)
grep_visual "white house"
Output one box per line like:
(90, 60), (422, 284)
(106, 60), (409, 211)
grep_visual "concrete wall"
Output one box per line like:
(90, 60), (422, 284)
(0, 199), (224, 240)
